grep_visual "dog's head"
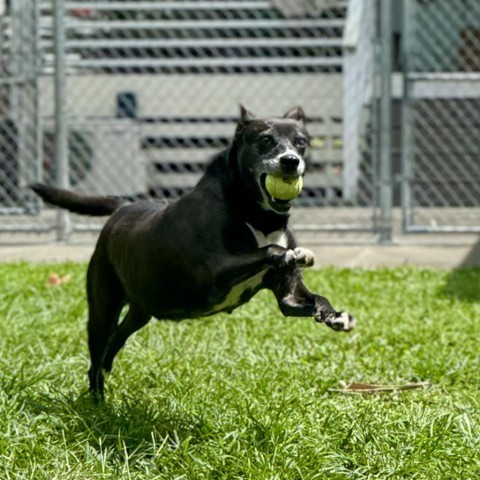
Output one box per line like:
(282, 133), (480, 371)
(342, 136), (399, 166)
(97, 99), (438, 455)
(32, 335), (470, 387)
(232, 106), (309, 215)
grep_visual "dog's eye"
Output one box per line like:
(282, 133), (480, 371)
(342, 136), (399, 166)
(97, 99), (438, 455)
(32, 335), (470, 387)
(259, 136), (275, 148)
(295, 138), (308, 150)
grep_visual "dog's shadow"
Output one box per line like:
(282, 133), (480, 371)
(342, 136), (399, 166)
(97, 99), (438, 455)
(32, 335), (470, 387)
(24, 388), (205, 460)
(441, 237), (480, 303)
(441, 267), (480, 303)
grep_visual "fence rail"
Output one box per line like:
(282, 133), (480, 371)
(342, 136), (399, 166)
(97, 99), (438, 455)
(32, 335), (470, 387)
(41, 1), (277, 11)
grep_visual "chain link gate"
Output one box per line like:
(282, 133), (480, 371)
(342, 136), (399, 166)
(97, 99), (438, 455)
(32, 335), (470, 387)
(401, 0), (480, 233)
(0, 0), (383, 239)
(0, 0), (49, 231)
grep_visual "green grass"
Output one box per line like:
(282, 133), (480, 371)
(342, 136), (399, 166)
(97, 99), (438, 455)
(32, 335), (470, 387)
(0, 263), (478, 479)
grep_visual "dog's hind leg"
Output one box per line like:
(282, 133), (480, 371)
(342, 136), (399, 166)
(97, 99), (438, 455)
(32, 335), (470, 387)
(102, 306), (150, 374)
(86, 256), (125, 400)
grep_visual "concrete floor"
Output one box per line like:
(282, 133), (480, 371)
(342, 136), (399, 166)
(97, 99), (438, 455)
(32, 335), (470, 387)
(1, 207), (479, 268)
(1, 232), (479, 268)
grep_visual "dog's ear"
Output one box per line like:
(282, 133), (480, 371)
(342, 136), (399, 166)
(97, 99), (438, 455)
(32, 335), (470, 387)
(284, 106), (305, 125)
(239, 105), (256, 123)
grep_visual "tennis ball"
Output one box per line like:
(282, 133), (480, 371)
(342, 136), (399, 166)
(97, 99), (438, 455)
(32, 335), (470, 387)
(265, 175), (303, 201)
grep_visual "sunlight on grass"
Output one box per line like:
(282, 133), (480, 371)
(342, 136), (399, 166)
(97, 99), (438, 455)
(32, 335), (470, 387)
(0, 263), (478, 479)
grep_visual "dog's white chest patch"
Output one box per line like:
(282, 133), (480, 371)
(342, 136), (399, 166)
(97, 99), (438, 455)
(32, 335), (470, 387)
(246, 223), (288, 248)
(208, 225), (288, 314)
(208, 269), (267, 314)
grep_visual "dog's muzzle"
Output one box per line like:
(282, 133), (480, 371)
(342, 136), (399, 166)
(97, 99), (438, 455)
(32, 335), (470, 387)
(257, 151), (305, 214)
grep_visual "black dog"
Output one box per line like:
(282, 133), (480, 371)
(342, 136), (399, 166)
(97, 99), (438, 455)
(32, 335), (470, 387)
(32, 106), (355, 399)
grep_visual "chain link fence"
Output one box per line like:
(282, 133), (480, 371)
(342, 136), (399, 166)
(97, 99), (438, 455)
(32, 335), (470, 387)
(0, 0), (478, 240)
(402, 0), (480, 232)
(0, 0), (382, 239)
(0, 0), (45, 228)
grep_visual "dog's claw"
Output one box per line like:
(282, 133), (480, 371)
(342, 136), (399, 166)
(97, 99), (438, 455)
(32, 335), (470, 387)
(316, 311), (356, 332)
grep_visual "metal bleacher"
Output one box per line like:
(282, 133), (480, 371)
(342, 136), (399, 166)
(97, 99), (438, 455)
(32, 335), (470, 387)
(37, 0), (348, 203)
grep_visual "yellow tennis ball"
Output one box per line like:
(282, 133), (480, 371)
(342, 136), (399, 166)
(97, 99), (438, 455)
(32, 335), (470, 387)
(265, 175), (303, 200)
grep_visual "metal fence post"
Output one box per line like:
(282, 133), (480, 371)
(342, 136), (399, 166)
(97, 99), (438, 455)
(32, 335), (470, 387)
(401, 0), (414, 233)
(34, 0), (44, 187)
(53, 0), (71, 241)
(378, 0), (393, 243)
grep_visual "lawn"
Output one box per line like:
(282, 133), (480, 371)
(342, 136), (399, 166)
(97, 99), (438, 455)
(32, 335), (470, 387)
(0, 262), (478, 479)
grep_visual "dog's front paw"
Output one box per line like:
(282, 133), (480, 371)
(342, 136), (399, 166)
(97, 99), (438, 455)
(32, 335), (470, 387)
(315, 311), (356, 332)
(266, 245), (296, 267)
(293, 247), (315, 268)
(266, 246), (315, 269)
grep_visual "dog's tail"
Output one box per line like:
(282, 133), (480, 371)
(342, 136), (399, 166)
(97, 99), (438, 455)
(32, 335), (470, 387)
(30, 183), (126, 216)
